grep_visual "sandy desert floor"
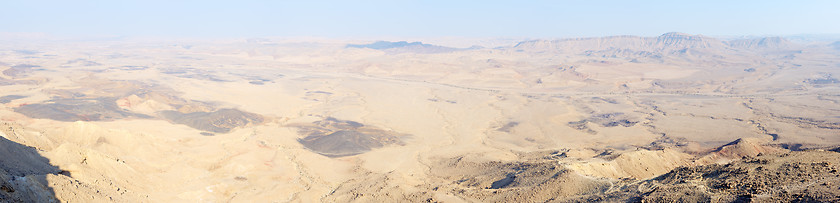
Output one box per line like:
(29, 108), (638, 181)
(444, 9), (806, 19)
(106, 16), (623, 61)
(1, 33), (840, 202)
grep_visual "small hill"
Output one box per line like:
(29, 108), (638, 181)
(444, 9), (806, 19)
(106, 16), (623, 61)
(695, 137), (788, 165)
(566, 149), (694, 179)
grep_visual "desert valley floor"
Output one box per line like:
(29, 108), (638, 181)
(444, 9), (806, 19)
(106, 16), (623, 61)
(2, 33), (840, 202)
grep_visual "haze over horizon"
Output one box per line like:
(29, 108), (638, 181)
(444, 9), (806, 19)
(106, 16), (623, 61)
(5, 1), (840, 202)
(2, 0), (840, 39)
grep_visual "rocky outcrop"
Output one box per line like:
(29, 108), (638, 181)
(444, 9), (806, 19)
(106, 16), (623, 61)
(613, 150), (840, 202)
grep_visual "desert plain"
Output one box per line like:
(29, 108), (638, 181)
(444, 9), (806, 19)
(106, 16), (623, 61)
(2, 33), (840, 202)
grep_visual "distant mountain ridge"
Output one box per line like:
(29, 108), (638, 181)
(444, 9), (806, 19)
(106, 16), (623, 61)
(344, 33), (809, 57)
(830, 41), (840, 51)
(347, 41), (426, 49)
(726, 36), (795, 50)
(512, 32), (798, 54)
(346, 41), (460, 54)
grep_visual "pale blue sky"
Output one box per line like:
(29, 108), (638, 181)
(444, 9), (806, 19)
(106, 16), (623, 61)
(1, 0), (838, 38)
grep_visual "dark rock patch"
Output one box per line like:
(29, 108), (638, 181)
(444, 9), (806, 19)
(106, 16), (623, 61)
(640, 136), (692, 150)
(778, 143), (804, 151)
(0, 95), (26, 104)
(161, 67), (229, 82)
(805, 73), (839, 85)
(567, 120), (596, 134)
(306, 91), (333, 95)
(295, 117), (405, 157)
(110, 66), (148, 71)
(589, 113), (638, 127)
(160, 108), (264, 133)
(65, 58), (101, 66)
(806, 78), (839, 85)
(299, 130), (387, 157)
(3, 64), (39, 78)
(567, 113), (638, 134)
(773, 114), (840, 130)
(322, 117), (363, 128)
(14, 97), (150, 122)
(590, 97), (619, 104)
(488, 173), (517, 189)
(497, 122), (519, 133)
(12, 50), (41, 55)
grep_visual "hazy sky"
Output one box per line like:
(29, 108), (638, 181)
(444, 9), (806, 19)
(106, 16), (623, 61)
(2, 0), (839, 38)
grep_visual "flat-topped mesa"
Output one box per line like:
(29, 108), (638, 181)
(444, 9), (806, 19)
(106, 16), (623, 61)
(346, 41), (424, 49)
(346, 41), (458, 54)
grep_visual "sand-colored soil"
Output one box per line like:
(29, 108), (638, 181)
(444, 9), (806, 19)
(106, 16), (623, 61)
(1, 33), (839, 202)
